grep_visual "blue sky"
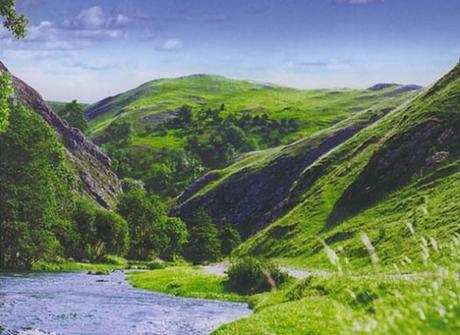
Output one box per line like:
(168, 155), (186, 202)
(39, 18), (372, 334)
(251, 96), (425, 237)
(0, 0), (459, 102)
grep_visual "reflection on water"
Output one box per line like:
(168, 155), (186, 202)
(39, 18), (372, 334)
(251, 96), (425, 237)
(0, 272), (250, 335)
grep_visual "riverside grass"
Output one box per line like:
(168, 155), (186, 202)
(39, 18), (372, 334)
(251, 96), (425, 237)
(128, 266), (245, 302)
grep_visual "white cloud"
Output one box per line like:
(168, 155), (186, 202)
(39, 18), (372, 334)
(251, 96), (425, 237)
(65, 6), (129, 30)
(159, 39), (184, 51)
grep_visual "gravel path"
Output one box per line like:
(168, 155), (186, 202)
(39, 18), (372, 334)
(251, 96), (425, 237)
(203, 262), (315, 279)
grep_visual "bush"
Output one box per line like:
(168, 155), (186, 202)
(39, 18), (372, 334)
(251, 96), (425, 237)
(147, 261), (166, 270)
(227, 257), (290, 294)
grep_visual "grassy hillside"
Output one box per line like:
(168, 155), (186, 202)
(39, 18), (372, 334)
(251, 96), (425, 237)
(208, 62), (459, 271)
(87, 74), (417, 143)
(163, 64), (460, 335)
(173, 63), (460, 271)
(86, 75), (419, 198)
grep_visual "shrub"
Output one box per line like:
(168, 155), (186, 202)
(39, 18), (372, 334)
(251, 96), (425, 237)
(227, 257), (290, 294)
(147, 261), (166, 270)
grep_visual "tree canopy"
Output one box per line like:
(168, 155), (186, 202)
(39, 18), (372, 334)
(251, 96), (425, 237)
(0, 0), (28, 39)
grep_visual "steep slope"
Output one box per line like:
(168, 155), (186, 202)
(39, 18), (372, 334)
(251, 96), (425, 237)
(236, 62), (460, 268)
(0, 62), (121, 208)
(171, 103), (398, 236)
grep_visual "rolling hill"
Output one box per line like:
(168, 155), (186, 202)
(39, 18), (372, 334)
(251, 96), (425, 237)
(85, 74), (420, 198)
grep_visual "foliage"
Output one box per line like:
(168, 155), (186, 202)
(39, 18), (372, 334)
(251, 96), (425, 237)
(0, 72), (12, 134)
(226, 257), (290, 295)
(0, 103), (74, 269)
(116, 188), (165, 260)
(57, 100), (88, 133)
(161, 217), (188, 261)
(71, 199), (129, 261)
(185, 209), (221, 264)
(0, 0), (28, 38)
(219, 224), (241, 256)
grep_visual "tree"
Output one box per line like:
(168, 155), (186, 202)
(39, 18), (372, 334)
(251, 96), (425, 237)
(58, 100), (88, 133)
(161, 217), (188, 261)
(219, 224), (241, 256)
(94, 209), (129, 256)
(72, 199), (129, 260)
(116, 188), (165, 259)
(185, 209), (221, 264)
(0, 0), (28, 39)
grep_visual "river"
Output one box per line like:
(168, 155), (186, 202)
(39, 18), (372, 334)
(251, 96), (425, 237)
(0, 271), (250, 335)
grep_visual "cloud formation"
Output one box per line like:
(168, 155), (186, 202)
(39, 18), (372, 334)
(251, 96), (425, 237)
(159, 39), (184, 51)
(64, 6), (128, 30)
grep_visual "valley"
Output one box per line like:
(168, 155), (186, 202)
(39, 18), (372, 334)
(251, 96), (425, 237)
(0, 1), (459, 333)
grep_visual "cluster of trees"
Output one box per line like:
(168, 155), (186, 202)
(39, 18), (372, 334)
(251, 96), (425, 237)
(161, 104), (301, 168)
(56, 100), (88, 133)
(0, 88), (75, 269)
(102, 121), (204, 198)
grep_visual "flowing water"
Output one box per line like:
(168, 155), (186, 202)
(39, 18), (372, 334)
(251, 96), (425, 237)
(0, 272), (250, 335)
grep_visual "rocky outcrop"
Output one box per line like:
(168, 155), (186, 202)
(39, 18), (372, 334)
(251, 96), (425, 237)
(0, 62), (121, 208)
(172, 124), (375, 236)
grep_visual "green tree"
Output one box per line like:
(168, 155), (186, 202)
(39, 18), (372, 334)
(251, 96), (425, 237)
(185, 209), (221, 264)
(161, 217), (188, 261)
(116, 188), (165, 259)
(58, 100), (88, 133)
(94, 209), (129, 256)
(219, 224), (241, 256)
(0, 0), (28, 39)
(0, 104), (73, 269)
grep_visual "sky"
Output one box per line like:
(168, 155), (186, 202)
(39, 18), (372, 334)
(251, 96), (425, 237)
(0, 0), (459, 102)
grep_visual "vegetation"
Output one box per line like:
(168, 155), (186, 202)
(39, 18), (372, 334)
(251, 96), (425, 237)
(0, 73), (12, 133)
(185, 209), (222, 264)
(0, 0), (28, 39)
(116, 187), (188, 261)
(0, 101), (74, 269)
(56, 100), (88, 133)
(227, 257), (290, 295)
(129, 266), (244, 302)
(219, 224), (242, 256)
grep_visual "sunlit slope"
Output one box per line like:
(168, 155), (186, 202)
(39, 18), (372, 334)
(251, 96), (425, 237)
(86, 74), (418, 147)
(237, 62), (460, 269)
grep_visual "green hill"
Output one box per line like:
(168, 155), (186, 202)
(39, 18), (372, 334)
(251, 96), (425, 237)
(175, 63), (460, 270)
(86, 74), (419, 198)
(168, 64), (460, 335)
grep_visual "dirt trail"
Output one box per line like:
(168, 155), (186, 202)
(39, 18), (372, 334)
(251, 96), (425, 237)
(203, 262), (317, 279)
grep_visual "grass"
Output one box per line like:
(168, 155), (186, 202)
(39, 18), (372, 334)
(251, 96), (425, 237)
(213, 271), (460, 335)
(128, 266), (245, 302)
(31, 260), (125, 272)
(87, 74), (418, 153)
